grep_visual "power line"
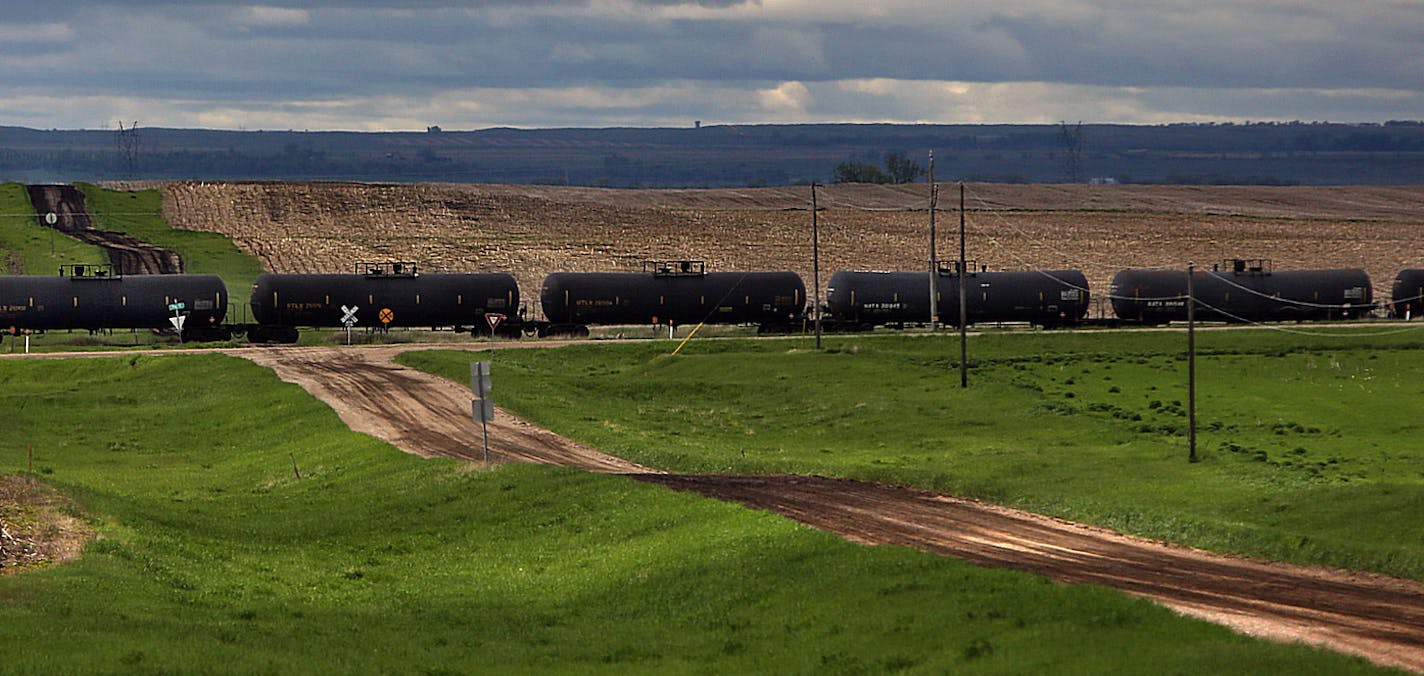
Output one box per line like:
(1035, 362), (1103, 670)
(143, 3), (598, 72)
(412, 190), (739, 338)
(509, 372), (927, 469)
(1188, 297), (1424, 338)
(1202, 267), (1377, 311)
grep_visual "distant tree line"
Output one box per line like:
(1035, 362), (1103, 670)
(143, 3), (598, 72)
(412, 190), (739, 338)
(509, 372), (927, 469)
(2, 122), (1421, 187)
(832, 152), (926, 184)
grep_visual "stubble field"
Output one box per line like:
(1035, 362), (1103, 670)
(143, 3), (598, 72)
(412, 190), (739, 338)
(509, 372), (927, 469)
(152, 181), (1424, 320)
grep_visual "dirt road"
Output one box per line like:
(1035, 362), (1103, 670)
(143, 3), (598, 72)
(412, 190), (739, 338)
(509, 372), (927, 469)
(639, 473), (1424, 672)
(239, 345), (647, 473)
(226, 344), (1424, 672)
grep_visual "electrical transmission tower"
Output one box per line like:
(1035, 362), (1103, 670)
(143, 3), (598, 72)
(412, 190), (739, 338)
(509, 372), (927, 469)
(116, 121), (141, 179)
(1059, 121), (1084, 183)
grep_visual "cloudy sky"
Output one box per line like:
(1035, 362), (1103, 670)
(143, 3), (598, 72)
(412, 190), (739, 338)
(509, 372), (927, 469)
(2, 0), (1421, 131)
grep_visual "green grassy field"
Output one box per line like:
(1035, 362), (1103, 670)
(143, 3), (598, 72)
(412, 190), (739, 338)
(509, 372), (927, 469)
(0, 182), (108, 275)
(0, 354), (1382, 672)
(402, 327), (1424, 582)
(77, 183), (265, 299)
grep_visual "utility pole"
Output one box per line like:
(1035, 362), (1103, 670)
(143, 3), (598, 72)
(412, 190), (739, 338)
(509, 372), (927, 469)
(812, 182), (822, 350)
(1187, 263), (1198, 463)
(958, 182), (968, 388)
(928, 151), (938, 330)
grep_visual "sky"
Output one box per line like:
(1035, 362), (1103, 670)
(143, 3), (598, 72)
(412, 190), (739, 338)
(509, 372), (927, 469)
(2, 0), (1421, 131)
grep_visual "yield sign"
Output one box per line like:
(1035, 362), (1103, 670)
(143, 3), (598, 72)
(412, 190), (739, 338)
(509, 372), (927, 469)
(485, 313), (506, 332)
(169, 314), (187, 332)
(340, 305), (359, 326)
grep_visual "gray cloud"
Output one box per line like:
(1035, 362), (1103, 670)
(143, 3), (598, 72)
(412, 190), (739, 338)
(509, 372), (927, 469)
(0, 1), (1418, 130)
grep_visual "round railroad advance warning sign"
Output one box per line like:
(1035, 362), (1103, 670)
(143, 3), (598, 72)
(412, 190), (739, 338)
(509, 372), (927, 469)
(378, 307), (394, 324)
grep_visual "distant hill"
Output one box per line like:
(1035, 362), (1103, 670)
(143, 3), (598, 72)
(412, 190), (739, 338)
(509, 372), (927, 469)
(2, 122), (1421, 187)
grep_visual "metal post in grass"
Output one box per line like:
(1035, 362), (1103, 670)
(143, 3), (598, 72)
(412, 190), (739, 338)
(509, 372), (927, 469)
(928, 151), (937, 330)
(1187, 263), (1198, 463)
(471, 361), (494, 464)
(812, 182), (822, 350)
(958, 182), (968, 389)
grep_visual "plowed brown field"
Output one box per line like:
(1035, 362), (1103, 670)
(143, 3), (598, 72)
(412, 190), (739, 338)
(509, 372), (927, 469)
(151, 182), (1424, 319)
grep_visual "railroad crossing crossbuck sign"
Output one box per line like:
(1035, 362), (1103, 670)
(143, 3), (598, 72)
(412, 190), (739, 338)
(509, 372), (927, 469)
(340, 305), (359, 345)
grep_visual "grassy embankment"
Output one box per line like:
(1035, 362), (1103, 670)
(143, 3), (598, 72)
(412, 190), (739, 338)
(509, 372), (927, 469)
(0, 354), (1380, 672)
(77, 183), (265, 306)
(0, 182), (108, 275)
(402, 327), (1424, 582)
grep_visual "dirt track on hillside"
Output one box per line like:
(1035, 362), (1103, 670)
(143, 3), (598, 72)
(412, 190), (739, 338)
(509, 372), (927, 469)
(232, 343), (1424, 673)
(26, 185), (183, 274)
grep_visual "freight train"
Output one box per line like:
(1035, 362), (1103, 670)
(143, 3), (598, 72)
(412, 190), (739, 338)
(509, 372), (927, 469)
(0, 259), (1399, 345)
